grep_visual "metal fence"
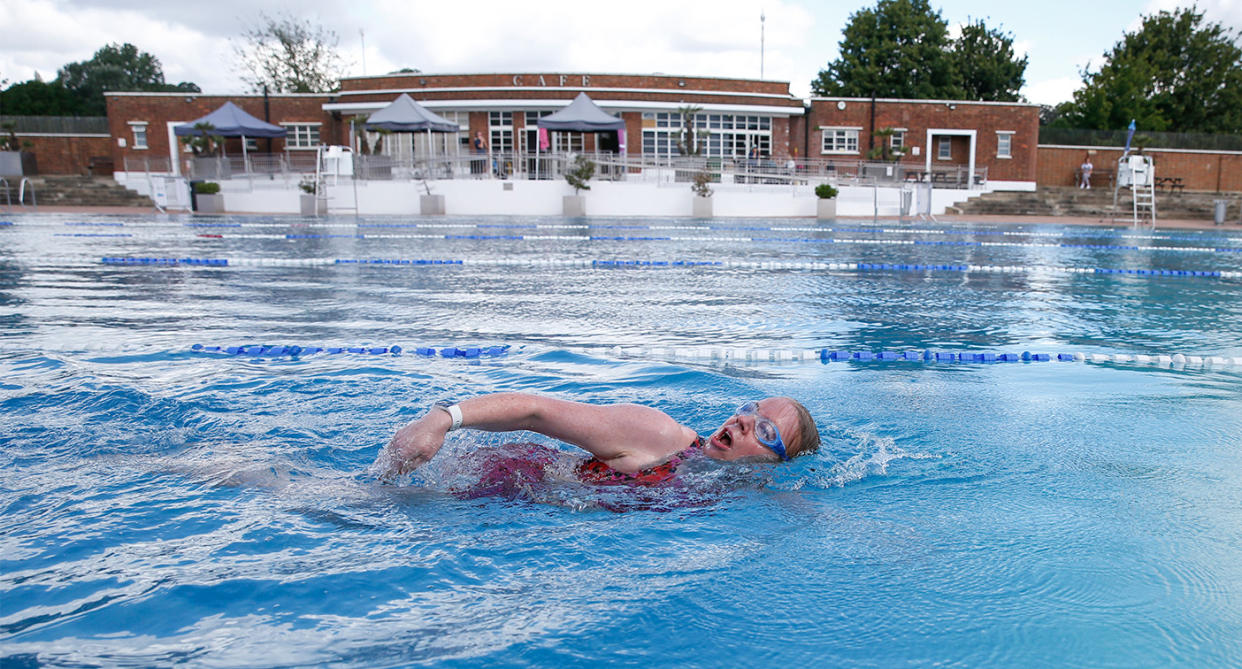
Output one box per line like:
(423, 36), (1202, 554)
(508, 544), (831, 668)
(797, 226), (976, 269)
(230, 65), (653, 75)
(124, 150), (988, 190)
(0, 115), (109, 134)
(1040, 127), (1242, 152)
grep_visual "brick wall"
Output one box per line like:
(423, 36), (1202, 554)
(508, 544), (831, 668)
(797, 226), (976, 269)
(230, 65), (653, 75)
(1038, 145), (1242, 192)
(806, 98), (1039, 183)
(105, 93), (336, 172)
(6, 134), (112, 174)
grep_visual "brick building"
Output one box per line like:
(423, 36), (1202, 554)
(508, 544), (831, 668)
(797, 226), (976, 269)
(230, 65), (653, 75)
(98, 72), (1043, 189)
(105, 92), (335, 175)
(803, 97), (1040, 188)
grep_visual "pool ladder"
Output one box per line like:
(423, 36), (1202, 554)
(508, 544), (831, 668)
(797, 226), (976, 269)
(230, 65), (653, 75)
(0, 177), (37, 211)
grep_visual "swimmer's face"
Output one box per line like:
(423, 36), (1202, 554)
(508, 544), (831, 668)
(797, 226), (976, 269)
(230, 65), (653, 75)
(705, 397), (800, 463)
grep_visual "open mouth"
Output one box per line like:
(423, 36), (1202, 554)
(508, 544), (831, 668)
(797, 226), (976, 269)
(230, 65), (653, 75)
(713, 426), (734, 449)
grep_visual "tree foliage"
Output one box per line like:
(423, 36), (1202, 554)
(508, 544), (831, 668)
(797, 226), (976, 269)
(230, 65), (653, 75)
(0, 79), (88, 116)
(811, 0), (1027, 102)
(1052, 7), (1242, 133)
(56, 43), (199, 116)
(233, 14), (346, 93)
(951, 18), (1026, 102)
(812, 0), (957, 99)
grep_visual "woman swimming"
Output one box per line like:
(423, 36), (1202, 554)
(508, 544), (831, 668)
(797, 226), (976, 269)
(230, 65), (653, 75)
(377, 392), (820, 482)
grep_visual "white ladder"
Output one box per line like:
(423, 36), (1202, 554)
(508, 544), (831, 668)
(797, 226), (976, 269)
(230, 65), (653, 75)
(1132, 176), (1156, 227)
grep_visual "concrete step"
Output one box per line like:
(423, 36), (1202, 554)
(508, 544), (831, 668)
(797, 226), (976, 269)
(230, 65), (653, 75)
(955, 186), (1226, 220)
(13, 176), (154, 208)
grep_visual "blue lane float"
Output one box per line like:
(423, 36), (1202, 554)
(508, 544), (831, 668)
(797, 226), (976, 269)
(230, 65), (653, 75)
(103, 257), (228, 266)
(190, 344), (511, 358)
(192, 344), (404, 356)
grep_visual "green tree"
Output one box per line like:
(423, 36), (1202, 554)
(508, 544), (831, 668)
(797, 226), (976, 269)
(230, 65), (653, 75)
(812, 0), (959, 99)
(233, 13), (346, 93)
(1053, 7), (1242, 133)
(0, 79), (87, 116)
(56, 43), (199, 116)
(951, 18), (1027, 102)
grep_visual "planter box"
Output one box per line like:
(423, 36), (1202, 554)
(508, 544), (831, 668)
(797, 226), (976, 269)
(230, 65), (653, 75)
(692, 196), (713, 218)
(0, 151), (37, 178)
(300, 193), (327, 216)
(195, 193), (225, 214)
(563, 194), (586, 217)
(420, 194), (446, 215)
(816, 198), (837, 220)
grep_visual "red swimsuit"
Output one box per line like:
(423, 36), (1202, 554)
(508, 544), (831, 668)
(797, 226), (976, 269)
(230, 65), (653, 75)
(576, 436), (704, 485)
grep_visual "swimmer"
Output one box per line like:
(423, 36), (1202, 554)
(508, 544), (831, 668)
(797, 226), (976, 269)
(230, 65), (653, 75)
(377, 392), (820, 482)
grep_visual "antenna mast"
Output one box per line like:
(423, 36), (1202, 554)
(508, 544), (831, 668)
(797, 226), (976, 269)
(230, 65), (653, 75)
(760, 11), (766, 79)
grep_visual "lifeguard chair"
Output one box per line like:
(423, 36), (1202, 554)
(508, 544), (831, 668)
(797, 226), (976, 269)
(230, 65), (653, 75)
(1113, 154), (1155, 227)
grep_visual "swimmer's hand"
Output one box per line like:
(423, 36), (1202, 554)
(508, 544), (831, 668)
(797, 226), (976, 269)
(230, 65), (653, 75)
(374, 412), (452, 480)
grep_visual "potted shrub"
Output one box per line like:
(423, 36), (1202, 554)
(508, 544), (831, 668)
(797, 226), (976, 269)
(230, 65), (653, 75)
(194, 181), (224, 213)
(563, 154), (594, 217)
(815, 182), (839, 220)
(298, 177), (326, 216)
(691, 170), (713, 218)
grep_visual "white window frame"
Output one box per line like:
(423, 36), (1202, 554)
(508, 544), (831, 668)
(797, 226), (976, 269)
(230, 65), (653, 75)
(819, 126), (860, 155)
(937, 137), (952, 160)
(996, 131), (1014, 159)
(282, 123), (322, 150)
(129, 122), (148, 150)
(890, 128), (906, 151)
(642, 112), (773, 159)
(489, 111), (513, 153)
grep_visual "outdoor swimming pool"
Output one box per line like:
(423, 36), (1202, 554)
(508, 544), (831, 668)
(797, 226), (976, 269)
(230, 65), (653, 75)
(2, 212), (1242, 666)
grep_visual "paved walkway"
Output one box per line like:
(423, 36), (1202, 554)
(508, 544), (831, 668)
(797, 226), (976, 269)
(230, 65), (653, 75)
(6, 205), (1239, 231)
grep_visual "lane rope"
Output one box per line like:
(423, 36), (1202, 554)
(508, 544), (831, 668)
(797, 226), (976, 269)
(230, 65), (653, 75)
(9, 223), (1242, 255)
(55, 256), (1242, 279)
(5, 218), (1242, 244)
(7, 342), (1236, 371)
(185, 343), (1242, 369)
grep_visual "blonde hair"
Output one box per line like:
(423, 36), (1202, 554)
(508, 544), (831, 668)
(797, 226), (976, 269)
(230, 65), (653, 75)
(783, 397), (820, 457)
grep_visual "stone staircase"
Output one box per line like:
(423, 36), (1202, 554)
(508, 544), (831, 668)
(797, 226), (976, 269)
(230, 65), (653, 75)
(2, 175), (154, 208)
(955, 186), (1234, 222)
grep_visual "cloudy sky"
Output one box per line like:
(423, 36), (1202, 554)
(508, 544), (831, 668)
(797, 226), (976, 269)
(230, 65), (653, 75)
(2, 0), (1239, 106)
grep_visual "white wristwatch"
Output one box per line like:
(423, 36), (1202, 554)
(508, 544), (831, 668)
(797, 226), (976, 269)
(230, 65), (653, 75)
(432, 400), (463, 431)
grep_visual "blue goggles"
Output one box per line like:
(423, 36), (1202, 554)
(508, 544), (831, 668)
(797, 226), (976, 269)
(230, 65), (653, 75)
(736, 401), (790, 461)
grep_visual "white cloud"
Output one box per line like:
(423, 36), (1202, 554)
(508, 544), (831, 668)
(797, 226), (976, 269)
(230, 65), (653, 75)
(1022, 76), (1080, 106)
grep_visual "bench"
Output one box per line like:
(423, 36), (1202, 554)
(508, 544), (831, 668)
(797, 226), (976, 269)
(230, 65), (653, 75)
(1075, 167), (1114, 187)
(1155, 176), (1185, 194)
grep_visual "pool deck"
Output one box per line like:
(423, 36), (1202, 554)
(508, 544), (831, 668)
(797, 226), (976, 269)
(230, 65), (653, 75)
(7, 205), (1239, 230)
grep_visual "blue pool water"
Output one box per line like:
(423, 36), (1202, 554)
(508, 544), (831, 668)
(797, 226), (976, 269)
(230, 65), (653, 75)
(2, 212), (1242, 667)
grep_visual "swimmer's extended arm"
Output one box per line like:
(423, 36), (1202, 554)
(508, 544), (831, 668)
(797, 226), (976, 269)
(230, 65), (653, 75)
(381, 392), (696, 476)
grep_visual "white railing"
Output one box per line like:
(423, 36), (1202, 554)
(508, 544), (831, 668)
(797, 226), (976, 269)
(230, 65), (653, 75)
(1, 177), (37, 209)
(124, 150), (988, 190)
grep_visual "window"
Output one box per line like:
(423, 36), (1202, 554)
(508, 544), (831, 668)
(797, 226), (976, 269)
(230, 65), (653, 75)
(937, 137), (952, 160)
(489, 111), (513, 153)
(641, 112), (773, 158)
(282, 123), (321, 149)
(522, 111), (582, 153)
(820, 127), (859, 154)
(890, 129), (905, 152)
(129, 122), (148, 150)
(996, 132), (1013, 159)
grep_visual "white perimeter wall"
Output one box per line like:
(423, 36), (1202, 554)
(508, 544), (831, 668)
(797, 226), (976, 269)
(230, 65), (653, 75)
(115, 173), (1024, 218)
